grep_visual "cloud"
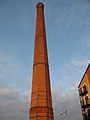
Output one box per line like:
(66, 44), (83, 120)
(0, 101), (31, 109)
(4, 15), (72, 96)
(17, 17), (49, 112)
(0, 88), (14, 96)
(51, 58), (90, 120)
(0, 55), (86, 120)
(71, 59), (90, 67)
(52, 84), (82, 120)
(0, 85), (82, 120)
(0, 53), (31, 89)
(0, 87), (30, 120)
(0, 53), (31, 120)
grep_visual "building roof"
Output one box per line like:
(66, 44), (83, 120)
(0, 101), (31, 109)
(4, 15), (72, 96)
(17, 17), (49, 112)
(78, 64), (90, 88)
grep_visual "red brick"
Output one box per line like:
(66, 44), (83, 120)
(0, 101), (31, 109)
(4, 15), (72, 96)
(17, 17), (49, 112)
(30, 2), (54, 120)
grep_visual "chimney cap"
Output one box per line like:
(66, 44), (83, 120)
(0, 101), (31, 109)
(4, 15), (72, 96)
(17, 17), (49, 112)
(36, 2), (44, 9)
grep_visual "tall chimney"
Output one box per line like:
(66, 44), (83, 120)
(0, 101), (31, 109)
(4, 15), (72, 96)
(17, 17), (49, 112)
(30, 2), (54, 120)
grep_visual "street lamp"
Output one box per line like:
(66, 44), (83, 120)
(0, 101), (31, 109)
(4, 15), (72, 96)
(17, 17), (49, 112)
(60, 110), (68, 120)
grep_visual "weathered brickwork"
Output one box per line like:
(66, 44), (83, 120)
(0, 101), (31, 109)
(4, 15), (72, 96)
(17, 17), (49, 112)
(29, 2), (54, 120)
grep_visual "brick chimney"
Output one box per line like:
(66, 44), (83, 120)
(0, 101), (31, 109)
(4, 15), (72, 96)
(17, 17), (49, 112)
(30, 3), (54, 120)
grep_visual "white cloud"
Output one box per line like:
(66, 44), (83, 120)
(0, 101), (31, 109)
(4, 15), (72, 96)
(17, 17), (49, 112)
(0, 88), (14, 96)
(51, 57), (90, 120)
(0, 87), (30, 120)
(71, 59), (90, 67)
(0, 53), (31, 89)
(0, 52), (31, 120)
(52, 83), (82, 120)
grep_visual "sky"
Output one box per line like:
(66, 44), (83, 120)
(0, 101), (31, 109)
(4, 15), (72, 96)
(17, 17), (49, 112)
(0, 0), (90, 120)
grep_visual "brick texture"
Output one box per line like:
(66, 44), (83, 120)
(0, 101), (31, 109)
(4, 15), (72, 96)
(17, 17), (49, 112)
(29, 2), (54, 120)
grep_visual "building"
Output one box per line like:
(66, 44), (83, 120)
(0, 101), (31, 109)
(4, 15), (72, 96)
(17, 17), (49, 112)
(29, 2), (54, 120)
(78, 64), (90, 120)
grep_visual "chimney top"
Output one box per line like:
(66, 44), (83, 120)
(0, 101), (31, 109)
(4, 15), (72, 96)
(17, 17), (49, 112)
(36, 2), (44, 9)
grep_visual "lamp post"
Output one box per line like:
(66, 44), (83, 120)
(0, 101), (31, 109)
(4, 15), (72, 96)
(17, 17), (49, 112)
(60, 110), (68, 120)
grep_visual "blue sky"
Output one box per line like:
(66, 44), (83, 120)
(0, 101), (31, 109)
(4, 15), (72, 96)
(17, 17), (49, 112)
(0, 0), (90, 120)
